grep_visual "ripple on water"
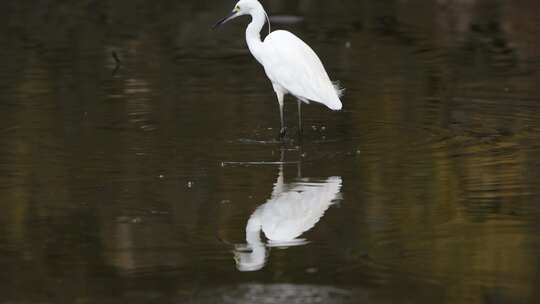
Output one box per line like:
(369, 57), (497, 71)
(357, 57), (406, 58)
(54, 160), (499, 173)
(187, 284), (359, 304)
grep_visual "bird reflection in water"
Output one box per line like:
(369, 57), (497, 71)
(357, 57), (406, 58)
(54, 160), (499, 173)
(233, 156), (342, 272)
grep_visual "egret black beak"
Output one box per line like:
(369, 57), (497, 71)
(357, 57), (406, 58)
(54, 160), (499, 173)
(213, 11), (237, 29)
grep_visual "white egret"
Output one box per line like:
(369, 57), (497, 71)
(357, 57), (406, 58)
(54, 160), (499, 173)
(234, 165), (342, 272)
(214, 0), (344, 138)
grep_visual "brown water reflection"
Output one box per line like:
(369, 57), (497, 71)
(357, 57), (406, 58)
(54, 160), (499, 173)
(1, 0), (540, 303)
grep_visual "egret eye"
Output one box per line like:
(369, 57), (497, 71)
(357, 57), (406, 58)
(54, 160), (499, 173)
(235, 5), (240, 11)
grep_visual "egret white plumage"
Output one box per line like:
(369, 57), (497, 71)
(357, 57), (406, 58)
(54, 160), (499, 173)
(234, 166), (342, 272)
(214, 0), (344, 138)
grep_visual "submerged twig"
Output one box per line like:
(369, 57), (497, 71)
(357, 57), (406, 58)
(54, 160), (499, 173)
(112, 51), (121, 65)
(221, 161), (300, 167)
(112, 51), (122, 75)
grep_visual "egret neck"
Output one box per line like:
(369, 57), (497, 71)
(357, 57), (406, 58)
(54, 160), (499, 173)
(245, 6), (267, 65)
(245, 210), (263, 245)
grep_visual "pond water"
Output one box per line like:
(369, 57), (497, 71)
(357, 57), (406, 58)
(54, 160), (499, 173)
(1, 0), (540, 303)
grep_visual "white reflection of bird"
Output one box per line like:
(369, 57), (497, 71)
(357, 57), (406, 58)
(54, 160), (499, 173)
(214, 0), (343, 138)
(234, 166), (342, 272)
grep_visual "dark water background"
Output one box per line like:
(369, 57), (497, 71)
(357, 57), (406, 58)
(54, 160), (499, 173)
(1, 0), (540, 303)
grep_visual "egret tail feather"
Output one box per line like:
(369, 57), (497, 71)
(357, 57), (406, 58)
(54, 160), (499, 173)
(332, 81), (345, 98)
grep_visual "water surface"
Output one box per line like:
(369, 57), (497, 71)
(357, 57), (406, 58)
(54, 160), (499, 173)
(1, 0), (540, 303)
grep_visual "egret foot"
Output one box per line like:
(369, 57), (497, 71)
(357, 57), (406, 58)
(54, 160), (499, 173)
(279, 127), (288, 139)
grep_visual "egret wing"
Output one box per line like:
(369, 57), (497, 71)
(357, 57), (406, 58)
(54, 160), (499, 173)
(263, 30), (342, 110)
(260, 177), (342, 241)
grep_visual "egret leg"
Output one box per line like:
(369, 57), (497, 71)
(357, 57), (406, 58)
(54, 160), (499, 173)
(297, 100), (303, 136)
(275, 90), (287, 139)
(297, 145), (303, 178)
(279, 103), (286, 138)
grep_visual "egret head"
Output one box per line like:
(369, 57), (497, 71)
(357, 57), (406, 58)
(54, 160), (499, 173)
(213, 0), (263, 28)
(233, 243), (267, 272)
